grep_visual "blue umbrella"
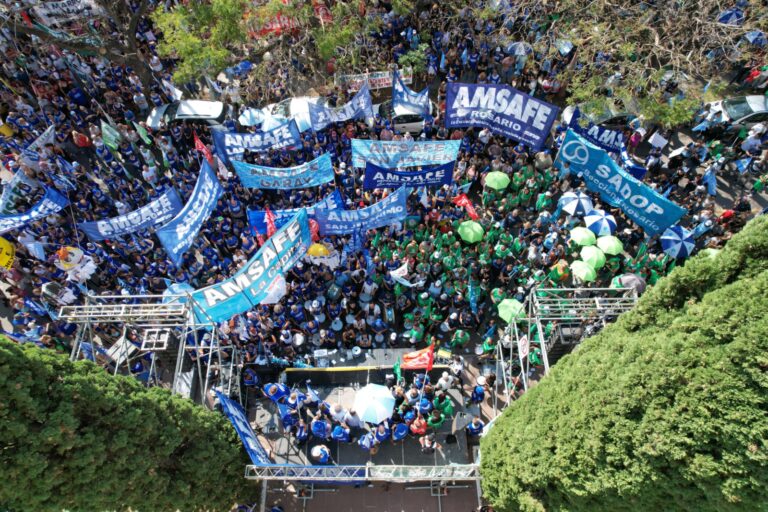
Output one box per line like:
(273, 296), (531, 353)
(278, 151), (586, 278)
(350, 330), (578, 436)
(584, 209), (617, 236)
(558, 191), (593, 216)
(661, 225), (695, 259)
(717, 8), (744, 26)
(745, 30), (768, 47)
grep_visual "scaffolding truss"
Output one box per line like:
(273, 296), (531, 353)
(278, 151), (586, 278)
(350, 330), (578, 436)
(244, 464), (480, 482)
(59, 293), (241, 408)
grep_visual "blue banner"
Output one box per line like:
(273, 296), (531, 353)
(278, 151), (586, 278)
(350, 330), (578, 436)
(445, 83), (559, 150)
(567, 107), (626, 153)
(215, 390), (273, 465)
(315, 186), (408, 235)
(351, 139), (461, 168)
(212, 119), (302, 163)
(620, 150), (647, 180)
(156, 161), (224, 265)
(363, 161), (454, 189)
(308, 83), (373, 131)
(247, 190), (344, 234)
(192, 209), (312, 323)
(79, 188), (183, 241)
(392, 69), (432, 121)
(554, 130), (686, 236)
(0, 186), (69, 235)
(231, 153), (334, 189)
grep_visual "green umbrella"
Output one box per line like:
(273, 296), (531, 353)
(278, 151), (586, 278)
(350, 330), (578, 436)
(596, 235), (624, 255)
(570, 260), (597, 282)
(457, 220), (484, 243)
(570, 226), (596, 246)
(580, 245), (606, 269)
(498, 298), (525, 323)
(485, 171), (511, 190)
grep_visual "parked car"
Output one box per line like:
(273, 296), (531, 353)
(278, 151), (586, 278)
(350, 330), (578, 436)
(146, 100), (230, 129)
(705, 95), (768, 130)
(561, 100), (638, 132)
(375, 100), (438, 134)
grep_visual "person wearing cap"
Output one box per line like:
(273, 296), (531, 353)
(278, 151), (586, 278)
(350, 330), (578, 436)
(331, 423), (352, 443)
(436, 371), (455, 391)
(466, 416), (485, 437)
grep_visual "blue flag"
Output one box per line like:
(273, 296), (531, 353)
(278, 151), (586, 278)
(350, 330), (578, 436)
(156, 161), (224, 265)
(0, 186), (69, 235)
(231, 153), (334, 189)
(309, 83), (373, 131)
(212, 120), (302, 164)
(392, 69), (432, 121)
(363, 160), (455, 189)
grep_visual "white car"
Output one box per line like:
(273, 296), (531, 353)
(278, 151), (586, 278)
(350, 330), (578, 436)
(146, 100), (230, 129)
(706, 95), (768, 130)
(375, 100), (438, 134)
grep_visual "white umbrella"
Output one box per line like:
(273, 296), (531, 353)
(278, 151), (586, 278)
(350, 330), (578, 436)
(353, 383), (396, 424)
(559, 191), (593, 216)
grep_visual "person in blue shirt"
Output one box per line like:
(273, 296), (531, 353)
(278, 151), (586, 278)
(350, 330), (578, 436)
(331, 423), (352, 443)
(466, 416), (485, 437)
(293, 419), (309, 446)
(469, 384), (485, 405)
(311, 444), (331, 464)
(311, 412), (331, 440)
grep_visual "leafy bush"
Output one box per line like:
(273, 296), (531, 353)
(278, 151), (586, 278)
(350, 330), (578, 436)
(0, 340), (257, 511)
(480, 216), (768, 512)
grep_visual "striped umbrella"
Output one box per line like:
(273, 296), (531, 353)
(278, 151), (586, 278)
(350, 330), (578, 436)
(584, 209), (617, 236)
(353, 383), (395, 424)
(661, 225), (695, 259)
(559, 191), (593, 216)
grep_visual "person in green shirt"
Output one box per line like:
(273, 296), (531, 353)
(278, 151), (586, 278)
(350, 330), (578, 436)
(519, 186), (533, 208)
(511, 171), (526, 192)
(433, 392), (455, 417)
(450, 329), (470, 349)
(491, 287), (506, 304)
(427, 409), (446, 429)
(535, 190), (553, 211)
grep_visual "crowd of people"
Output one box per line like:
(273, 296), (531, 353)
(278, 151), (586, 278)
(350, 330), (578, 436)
(0, 2), (765, 401)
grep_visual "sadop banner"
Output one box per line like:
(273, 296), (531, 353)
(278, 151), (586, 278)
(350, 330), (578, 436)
(308, 83), (373, 131)
(392, 69), (431, 121)
(248, 190), (344, 234)
(215, 390), (273, 465)
(351, 139), (461, 168)
(156, 162), (224, 265)
(232, 153), (334, 189)
(0, 186), (69, 234)
(79, 188), (183, 241)
(554, 129), (685, 235)
(192, 209), (312, 323)
(315, 186), (408, 235)
(445, 83), (559, 150)
(212, 120), (302, 163)
(363, 161), (454, 190)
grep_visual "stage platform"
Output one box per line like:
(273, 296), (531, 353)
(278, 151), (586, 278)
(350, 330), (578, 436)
(248, 376), (480, 468)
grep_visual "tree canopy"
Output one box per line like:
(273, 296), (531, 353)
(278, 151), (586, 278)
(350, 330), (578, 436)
(0, 339), (258, 512)
(480, 214), (768, 512)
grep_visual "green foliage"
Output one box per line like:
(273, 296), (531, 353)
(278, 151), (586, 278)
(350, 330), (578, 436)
(391, 0), (415, 17)
(314, 24), (358, 61)
(0, 339), (257, 511)
(480, 216), (768, 512)
(152, 0), (248, 83)
(397, 44), (429, 75)
(639, 95), (701, 129)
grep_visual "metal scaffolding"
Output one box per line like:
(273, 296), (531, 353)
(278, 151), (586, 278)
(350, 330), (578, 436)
(245, 463), (480, 482)
(59, 293), (240, 408)
(497, 286), (639, 383)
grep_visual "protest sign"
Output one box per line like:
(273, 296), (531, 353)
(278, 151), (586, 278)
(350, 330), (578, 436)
(363, 161), (454, 189)
(314, 186), (408, 235)
(232, 153), (334, 189)
(335, 67), (413, 91)
(212, 120), (302, 163)
(308, 84), (373, 131)
(0, 187), (69, 234)
(247, 190), (344, 234)
(351, 139), (461, 168)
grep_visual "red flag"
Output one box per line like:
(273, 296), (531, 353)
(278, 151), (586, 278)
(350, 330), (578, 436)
(265, 207), (277, 238)
(401, 345), (436, 370)
(452, 193), (479, 220)
(194, 132), (214, 165)
(255, 232), (265, 246)
(308, 219), (320, 242)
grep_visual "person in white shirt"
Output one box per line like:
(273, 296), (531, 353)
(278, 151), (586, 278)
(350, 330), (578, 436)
(330, 403), (347, 424)
(436, 371), (455, 391)
(343, 409), (364, 429)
